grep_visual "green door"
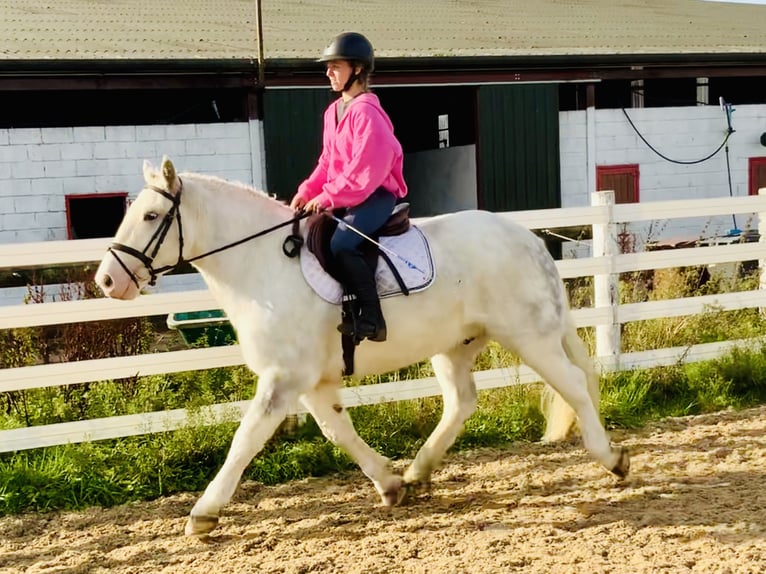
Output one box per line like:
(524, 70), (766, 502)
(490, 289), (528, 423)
(262, 88), (333, 200)
(477, 84), (561, 212)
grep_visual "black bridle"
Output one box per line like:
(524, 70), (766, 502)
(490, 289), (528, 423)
(107, 181), (310, 288)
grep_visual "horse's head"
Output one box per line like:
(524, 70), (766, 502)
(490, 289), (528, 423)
(95, 156), (184, 299)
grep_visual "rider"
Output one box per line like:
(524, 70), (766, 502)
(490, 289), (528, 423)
(290, 32), (408, 342)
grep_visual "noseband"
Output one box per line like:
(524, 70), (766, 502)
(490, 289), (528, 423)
(107, 181), (311, 289)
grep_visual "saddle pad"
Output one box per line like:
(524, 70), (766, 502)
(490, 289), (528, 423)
(300, 225), (435, 305)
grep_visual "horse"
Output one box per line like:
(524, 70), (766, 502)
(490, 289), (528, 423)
(95, 157), (629, 538)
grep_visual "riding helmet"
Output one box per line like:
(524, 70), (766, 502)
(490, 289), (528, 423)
(318, 32), (374, 72)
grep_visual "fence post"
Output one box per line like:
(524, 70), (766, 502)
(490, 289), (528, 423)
(591, 190), (620, 370)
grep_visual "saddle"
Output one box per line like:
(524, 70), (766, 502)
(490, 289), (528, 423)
(306, 202), (412, 283)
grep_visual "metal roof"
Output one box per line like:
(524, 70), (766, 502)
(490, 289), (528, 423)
(1, 0), (765, 63)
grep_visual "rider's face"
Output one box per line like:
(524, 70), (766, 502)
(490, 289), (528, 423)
(325, 60), (355, 92)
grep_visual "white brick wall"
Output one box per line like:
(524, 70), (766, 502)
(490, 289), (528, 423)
(2, 106), (764, 248)
(560, 104), (766, 246)
(0, 121), (264, 244)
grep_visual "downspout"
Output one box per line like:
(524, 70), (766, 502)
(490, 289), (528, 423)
(255, 0), (265, 87)
(250, 0), (268, 190)
(585, 83), (597, 208)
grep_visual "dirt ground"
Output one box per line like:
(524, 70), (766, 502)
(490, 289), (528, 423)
(2, 406), (766, 574)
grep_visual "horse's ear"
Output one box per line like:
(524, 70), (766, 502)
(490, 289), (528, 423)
(142, 159), (156, 183)
(160, 156), (180, 192)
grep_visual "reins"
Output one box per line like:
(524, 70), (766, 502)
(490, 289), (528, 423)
(107, 180), (311, 288)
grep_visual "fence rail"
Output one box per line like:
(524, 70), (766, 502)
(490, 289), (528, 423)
(2, 191), (766, 452)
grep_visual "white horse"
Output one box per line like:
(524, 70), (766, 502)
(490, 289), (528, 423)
(95, 157), (629, 538)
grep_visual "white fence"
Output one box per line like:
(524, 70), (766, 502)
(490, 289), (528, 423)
(2, 191), (766, 453)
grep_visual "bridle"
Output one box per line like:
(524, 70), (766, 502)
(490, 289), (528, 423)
(107, 180), (310, 288)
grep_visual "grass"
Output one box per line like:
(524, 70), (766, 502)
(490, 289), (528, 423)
(3, 341), (766, 517)
(2, 267), (766, 516)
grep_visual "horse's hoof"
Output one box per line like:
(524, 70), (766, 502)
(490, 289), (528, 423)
(610, 447), (630, 479)
(185, 514), (219, 538)
(380, 476), (407, 506)
(404, 479), (432, 498)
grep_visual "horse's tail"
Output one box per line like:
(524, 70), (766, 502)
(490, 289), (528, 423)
(540, 313), (600, 442)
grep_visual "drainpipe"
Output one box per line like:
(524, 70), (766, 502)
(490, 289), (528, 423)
(249, 0), (268, 191)
(585, 83), (597, 207)
(255, 0), (265, 87)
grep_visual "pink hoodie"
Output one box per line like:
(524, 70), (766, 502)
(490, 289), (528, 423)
(295, 92), (408, 209)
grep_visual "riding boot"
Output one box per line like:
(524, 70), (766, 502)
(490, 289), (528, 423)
(335, 250), (387, 342)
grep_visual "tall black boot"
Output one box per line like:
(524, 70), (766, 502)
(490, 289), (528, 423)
(335, 250), (387, 342)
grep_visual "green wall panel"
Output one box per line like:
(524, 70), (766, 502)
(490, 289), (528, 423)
(263, 89), (333, 200)
(477, 84), (561, 212)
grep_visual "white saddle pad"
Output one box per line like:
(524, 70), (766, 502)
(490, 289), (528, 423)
(300, 225), (436, 305)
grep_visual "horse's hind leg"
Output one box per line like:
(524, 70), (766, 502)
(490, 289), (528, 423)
(515, 333), (629, 477)
(402, 337), (486, 490)
(300, 381), (404, 505)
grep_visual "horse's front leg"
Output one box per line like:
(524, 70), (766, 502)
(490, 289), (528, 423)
(300, 381), (405, 506)
(185, 366), (305, 537)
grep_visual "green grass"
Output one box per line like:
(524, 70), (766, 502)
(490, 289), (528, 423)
(3, 269), (766, 516)
(3, 342), (766, 517)
(599, 343), (766, 430)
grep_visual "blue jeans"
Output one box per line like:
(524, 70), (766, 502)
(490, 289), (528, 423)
(330, 187), (397, 256)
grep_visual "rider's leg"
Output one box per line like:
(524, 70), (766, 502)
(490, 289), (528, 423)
(330, 187), (396, 342)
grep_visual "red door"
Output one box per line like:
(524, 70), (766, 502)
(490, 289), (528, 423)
(596, 164), (639, 204)
(749, 157), (766, 196)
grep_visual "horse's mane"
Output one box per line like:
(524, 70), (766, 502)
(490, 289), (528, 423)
(181, 171), (289, 209)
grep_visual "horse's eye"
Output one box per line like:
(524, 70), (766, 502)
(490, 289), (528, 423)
(144, 212), (159, 222)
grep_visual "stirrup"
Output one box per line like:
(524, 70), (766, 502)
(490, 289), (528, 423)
(337, 318), (387, 343)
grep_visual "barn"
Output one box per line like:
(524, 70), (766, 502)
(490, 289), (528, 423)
(1, 0), (766, 250)
(5, 8), (766, 566)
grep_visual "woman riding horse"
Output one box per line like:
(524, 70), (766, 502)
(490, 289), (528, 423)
(289, 32), (408, 343)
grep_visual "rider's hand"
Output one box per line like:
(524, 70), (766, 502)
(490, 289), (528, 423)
(304, 197), (326, 213)
(289, 196), (307, 211)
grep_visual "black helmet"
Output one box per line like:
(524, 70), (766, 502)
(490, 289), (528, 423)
(318, 32), (374, 72)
